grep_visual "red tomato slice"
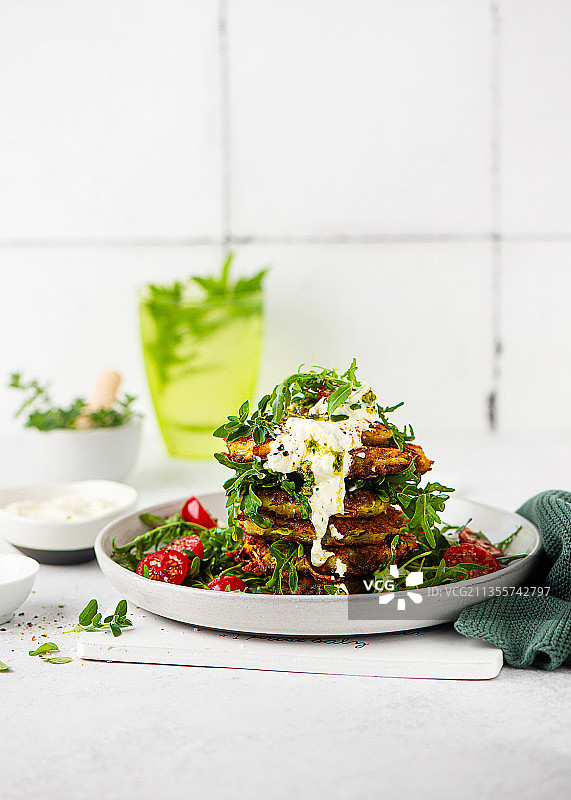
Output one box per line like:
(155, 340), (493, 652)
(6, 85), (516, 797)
(136, 552), (167, 581)
(167, 535), (204, 559)
(207, 575), (249, 592)
(444, 543), (501, 580)
(136, 549), (189, 584)
(181, 497), (216, 529)
(459, 528), (504, 558)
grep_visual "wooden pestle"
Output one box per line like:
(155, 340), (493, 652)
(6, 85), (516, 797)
(75, 370), (122, 429)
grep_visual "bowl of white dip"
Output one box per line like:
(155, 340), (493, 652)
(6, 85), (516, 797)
(0, 480), (138, 564)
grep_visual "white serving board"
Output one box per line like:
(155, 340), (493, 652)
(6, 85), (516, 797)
(78, 615), (503, 680)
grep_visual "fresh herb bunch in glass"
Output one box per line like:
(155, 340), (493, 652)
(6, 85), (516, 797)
(140, 253), (267, 458)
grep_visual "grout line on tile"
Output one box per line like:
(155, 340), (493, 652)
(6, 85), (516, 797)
(489, 1), (502, 432)
(497, 233), (571, 242)
(228, 233), (492, 245)
(3, 233), (571, 250)
(489, 236), (502, 431)
(491, 0), (502, 237)
(0, 238), (222, 249)
(219, 0), (231, 245)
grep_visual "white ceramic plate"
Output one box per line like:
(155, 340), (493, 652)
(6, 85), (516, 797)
(95, 492), (541, 636)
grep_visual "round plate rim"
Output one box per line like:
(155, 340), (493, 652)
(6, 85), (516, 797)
(95, 491), (542, 604)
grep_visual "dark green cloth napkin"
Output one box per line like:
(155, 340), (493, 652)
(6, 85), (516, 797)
(454, 490), (571, 669)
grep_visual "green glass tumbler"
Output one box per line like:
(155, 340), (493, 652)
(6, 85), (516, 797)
(140, 289), (263, 458)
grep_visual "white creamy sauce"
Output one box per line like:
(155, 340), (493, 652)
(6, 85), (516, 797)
(266, 384), (379, 568)
(329, 524), (343, 541)
(3, 495), (116, 522)
(334, 558), (348, 577)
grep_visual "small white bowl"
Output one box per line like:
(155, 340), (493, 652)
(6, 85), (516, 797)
(0, 554), (39, 624)
(22, 419), (142, 482)
(0, 480), (139, 565)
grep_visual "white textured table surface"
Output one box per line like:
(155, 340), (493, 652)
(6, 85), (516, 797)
(1, 431), (570, 800)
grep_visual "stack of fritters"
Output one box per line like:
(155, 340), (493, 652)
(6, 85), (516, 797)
(225, 422), (433, 594)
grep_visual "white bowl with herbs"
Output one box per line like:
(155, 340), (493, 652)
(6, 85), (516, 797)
(9, 370), (142, 482)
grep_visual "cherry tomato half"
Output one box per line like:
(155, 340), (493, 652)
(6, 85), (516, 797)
(181, 496), (216, 529)
(136, 552), (167, 581)
(459, 528), (504, 558)
(207, 575), (249, 592)
(167, 535), (204, 560)
(444, 543), (501, 580)
(136, 549), (189, 584)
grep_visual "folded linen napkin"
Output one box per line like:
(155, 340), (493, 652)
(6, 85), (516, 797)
(454, 490), (571, 669)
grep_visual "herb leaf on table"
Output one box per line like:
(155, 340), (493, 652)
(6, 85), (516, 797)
(29, 642), (59, 656)
(65, 599), (133, 637)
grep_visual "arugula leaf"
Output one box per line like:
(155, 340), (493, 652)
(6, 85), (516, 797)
(327, 384), (352, 417)
(214, 361), (362, 444)
(0, 661), (12, 672)
(496, 525), (523, 551)
(43, 657), (73, 664)
(264, 540), (303, 595)
(376, 402), (414, 451)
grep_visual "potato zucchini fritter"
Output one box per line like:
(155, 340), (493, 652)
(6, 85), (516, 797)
(237, 505), (406, 545)
(235, 532), (418, 580)
(257, 487), (388, 519)
(226, 438), (432, 477)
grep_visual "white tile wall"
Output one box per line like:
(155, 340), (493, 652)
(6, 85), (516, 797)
(235, 243), (493, 435)
(0, 246), (223, 432)
(0, 1), (221, 240)
(0, 244), (493, 438)
(500, 242), (571, 433)
(0, 1), (570, 441)
(501, 1), (571, 234)
(228, 0), (492, 237)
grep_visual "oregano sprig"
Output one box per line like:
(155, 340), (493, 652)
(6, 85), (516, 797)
(65, 599), (133, 637)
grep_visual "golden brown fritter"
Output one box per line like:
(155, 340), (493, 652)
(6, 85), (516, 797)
(235, 532), (418, 579)
(256, 487), (388, 519)
(225, 440), (428, 476)
(361, 423), (395, 446)
(225, 421), (392, 460)
(347, 446), (413, 477)
(407, 443), (433, 474)
(224, 436), (431, 477)
(237, 505), (406, 545)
